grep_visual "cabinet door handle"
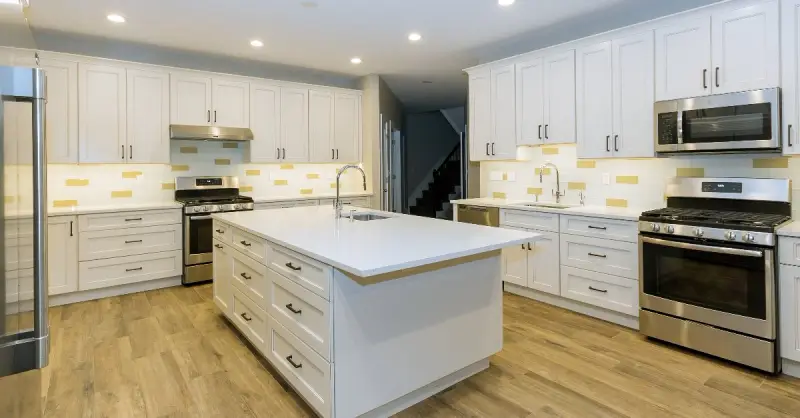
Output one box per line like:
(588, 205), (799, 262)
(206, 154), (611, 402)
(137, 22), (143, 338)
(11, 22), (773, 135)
(125, 240), (143, 244)
(521, 244), (526, 250)
(715, 67), (720, 88)
(336, 149), (339, 159)
(485, 143), (490, 156)
(214, 244), (223, 249)
(126, 267), (143, 272)
(606, 136), (610, 152)
(121, 145), (125, 160)
(527, 243), (532, 251)
(129, 145), (133, 160)
(277, 148), (280, 159)
(240, 240), (251, 247)
(240, 272), (252, 280)
(286, 355), (303, 369)
(614, 135), (619, 152)
(240, 312), (252, 322)
(125, 218), (143, 222)
(285, 262), (302, 271)
(207, 110), (211, 123)
(69, 221), (73, 237)
(588, 252), (607, 258)
(215, 229), (224, 234)
(544, 124), (549, 139)
(491, 143), (495, 156)
(286, 303), (302, 314)
(703, 69), (708, 89)
(538, 125), (542, 140)
(214, 110), (217, 123)
(589, 286), (608, 293)
(789, 125), (793, 147)
(332, 149), (335, 159)
(588, 225), (607, 230)
(282, 148), (286, 159)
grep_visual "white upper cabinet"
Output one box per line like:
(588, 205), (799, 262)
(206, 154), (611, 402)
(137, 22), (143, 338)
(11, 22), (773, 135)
(127, 68), (170, 164)
(78, 63), (127, 163)
(515, 58), (545, 146)
(280, 87), (309, 162)
(711, 1), (779, 94)
(655, 18), (711, 101)
(249, 83), (282, 163)
(612, 31), (655, 158)
(543, 50), (576, 144)
(170, 73), (213, 126)
(490, 64), (517, 160)
(468, 70), (491, 161)
(212, 78), (249, 128)
(783, 0), (800, 154)
(333, 92), (361, 163)
(309, 89), (335, 163)
(576, 41), (613, 159)
(39, 56), (79, 163)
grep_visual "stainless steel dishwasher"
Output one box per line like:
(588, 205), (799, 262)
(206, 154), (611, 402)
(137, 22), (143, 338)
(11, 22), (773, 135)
(456, 205), (499, 227)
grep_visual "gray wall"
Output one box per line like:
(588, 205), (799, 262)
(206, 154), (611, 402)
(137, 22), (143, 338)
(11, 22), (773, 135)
(405, 111), (459, 199)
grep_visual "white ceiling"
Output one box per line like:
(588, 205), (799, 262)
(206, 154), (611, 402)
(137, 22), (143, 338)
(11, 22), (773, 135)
(26, 0), (722, 111)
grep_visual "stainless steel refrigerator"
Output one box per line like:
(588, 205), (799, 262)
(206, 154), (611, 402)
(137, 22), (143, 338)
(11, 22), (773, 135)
(0, 3), (49, 417)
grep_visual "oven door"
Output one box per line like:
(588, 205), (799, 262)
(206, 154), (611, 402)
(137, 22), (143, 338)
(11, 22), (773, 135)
(185, 214), (213, 265)
(639, 235), (775, 339)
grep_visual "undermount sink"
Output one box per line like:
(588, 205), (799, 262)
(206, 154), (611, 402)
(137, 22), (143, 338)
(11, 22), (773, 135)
(341, 213), (391, 221)
(515, 202), (575, 209)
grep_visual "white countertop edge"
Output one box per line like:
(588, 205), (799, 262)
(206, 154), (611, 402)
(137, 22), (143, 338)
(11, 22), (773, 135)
(251, 192), (373, 204)
(4, 202), (184, 219)
(450, 198), (651, 221)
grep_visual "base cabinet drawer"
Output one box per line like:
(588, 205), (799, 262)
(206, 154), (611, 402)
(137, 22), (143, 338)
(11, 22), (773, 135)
(231, 288), (269, 350)
(266, 318), (332, 418)
(560, 234), (638, 279)
(79, 224), (182, 261)
(269, 244), (332, 300)
(78, 250), (182, 291)
(560, 215), (638, 242)
(230, 248), (269, 311)
(779, 237), (800, 267)
(560, 266), (638, 316)
(213, 221), (232, 244)
(78, 209), (181, 232)
(501, 209), (559, 232)
(232, 227), (267, 263)
(268, 270), (332, 361)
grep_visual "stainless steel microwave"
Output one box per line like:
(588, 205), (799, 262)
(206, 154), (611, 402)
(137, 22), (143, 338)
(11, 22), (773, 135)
(654, 88), (781, 154)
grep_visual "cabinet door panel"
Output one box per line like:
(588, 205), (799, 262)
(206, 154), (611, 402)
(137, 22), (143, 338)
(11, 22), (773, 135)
(779, 264), (800, 362)
(334, 92), (360, 163)
(78, 63), (127, 163)
(655, 18), (711, 100)
(170, 73), (212, 126)
(783, 0), (800, 155)
(280, 87), (310, 162)
(40, 57), (78, 163)
(309, 89), (334, 163)
(212, 239), (233, 316)
(612, 31), (655, 158)
(576, 41), (613, 159)
(516, 58), (545, 146)
(249, 84), (281, 163)
(490, 64), (517, 159)
(529, 230), (559, 295)
(711, 1), (779, 94)
(469, 70), (491, 161)
(213, 78), (249, 128)
(127, 69), (170, 163)
(48, 216), (78, 295)
(544, 50), (576, 144)
(501, 226), (529, 287)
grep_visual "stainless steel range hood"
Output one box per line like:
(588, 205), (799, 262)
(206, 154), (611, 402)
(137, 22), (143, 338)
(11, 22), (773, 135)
(170, 125), (254, 141)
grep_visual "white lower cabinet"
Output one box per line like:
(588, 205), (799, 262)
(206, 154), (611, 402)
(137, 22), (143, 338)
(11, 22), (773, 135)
(231, 287), (269, 349)
(501, 226), (560, 295)
(78, 250), (182, 291)
(779, 262), (800, 362)
(48, 216), (78, 296)
(560, 266), (639, 316)
(212, 238), (233, 316)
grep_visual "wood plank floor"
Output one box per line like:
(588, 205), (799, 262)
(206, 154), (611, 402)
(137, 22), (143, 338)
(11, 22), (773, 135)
(41, 284), (800, 418)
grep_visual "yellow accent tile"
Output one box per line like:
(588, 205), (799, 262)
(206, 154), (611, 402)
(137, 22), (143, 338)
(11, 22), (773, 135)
(65, 179), (89, 186)
(330, 183), (337, 189)
(502, 173), (508, 181)
(535, 168), (552, 176)
(616, 176), (639, 184)
(280, 164), (295, 170)
(171, 165), (190, 172)
(568, 182), (586, 190)
(676, 167), (704, 177)
(753, 157), (789, 169)
(161, 182), (175, 190)
(215, 159), (231, 165)
(240, 186), (253, 192)
(300, 188), (313, 195)
(111, 190), (133, 198)
(577, 160), (596, 168)
(306, 173), (320, 179)
(222, 143), (238, 149)
(527, 187), (543, 195)
(53, 200), (78, 208)
(121, 171), (142, 179)
(542, 147), (559, 155)
(4, 196), (15, 204)
(245, 169), (261, 176)
(180, 146), (198, 154)
(606, 198), (628, 208)
(274, 180), (288, 186)
(492, 192), (507, 199)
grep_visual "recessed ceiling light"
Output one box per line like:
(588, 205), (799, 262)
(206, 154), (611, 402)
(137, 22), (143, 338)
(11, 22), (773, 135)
(250, 40), (264, 48)
(300, 1), (318, 8)
(498, 0), (515, 5)
(350, 57), (362, 64)
(408, 33), (422, 42)
(421, 80), (433, 84)
(107, 14), (126, 23)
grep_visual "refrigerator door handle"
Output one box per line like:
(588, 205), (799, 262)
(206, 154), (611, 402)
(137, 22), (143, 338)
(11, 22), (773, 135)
(31, 68), (50, 368)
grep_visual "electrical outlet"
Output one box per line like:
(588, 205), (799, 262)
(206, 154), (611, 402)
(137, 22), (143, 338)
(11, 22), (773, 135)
(602, 173), (611, 185)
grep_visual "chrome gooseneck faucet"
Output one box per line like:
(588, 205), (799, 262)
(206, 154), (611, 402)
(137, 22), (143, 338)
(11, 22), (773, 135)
(335, 164), (367, 217)
(540, 162), (566, 203)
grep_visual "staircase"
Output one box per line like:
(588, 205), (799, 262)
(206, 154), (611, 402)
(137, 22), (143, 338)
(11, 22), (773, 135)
(409, 144), (462, 219)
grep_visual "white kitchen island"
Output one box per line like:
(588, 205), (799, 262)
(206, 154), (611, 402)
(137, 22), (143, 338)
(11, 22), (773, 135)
(211, 206), (539, 418)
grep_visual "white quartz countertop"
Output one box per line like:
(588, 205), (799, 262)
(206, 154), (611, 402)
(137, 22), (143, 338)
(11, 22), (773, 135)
(251, 192), (373, 204)
(213, 206), (541, 277)
(778, 221), (800, 238)
(451, 198), (652, 221)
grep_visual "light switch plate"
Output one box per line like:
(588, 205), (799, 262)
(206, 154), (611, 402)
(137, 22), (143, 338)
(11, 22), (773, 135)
(602, 173), (611, 185)
(490, 171), (503, 181)
(506, 172), (516, 181)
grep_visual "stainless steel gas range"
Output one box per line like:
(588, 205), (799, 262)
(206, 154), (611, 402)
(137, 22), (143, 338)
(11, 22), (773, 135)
(638, 177), (791, 373)
(175, 176), (254, 285)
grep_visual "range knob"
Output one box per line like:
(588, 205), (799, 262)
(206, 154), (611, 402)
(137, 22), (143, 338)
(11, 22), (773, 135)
(234, 204), (243, 210)
(202, 205), (210, 212)
(725, 231), (737, 241)
(665, 225), (675, 234)
(650, 223), (661, 232)
(694, 228), (704, 237)
(742, 233), (756, 243)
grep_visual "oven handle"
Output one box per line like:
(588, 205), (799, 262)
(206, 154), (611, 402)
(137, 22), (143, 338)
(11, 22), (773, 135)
(640, 236), (763, 258)
(188, 215), (213, 221)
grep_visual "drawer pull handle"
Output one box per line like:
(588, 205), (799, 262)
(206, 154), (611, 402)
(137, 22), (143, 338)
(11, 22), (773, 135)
(588, 253), (607, 258)
(214, 244), (223, 249)
(125, 240), (143, 244)
(589, 286), (608, 293)
(286, 355), (303, 369)
(215, 229), (225, 234)
(126, 267), (143, 272)
(587, 226), (607, 231)
(527, 243), (532, 251)
(240, 312), (252, 321)
(285, 262), (302, 271)
(240, 240), (252, 247)
(125, 218), (143, 222)
(286, 303), (302, 314)
(240, 273), (252, 280)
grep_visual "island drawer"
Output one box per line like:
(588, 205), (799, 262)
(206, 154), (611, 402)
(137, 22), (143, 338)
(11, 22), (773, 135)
(560, 266), (639, 316)
(560, 234), (638, 279)
(559, 215), (638, 243)
(779, 236), (800, 267)
(231, 248), (269, 311)
(78, 209), (181, 232)
(266, 317), (332, 418)
(232, 227), (267, 263)
(268, 270), (331, 361)
(231, 288), (269, 351)
(79, 224), (182, 261)
(213, 221), (232, 244)
(500, 209), (559, 232)
(268, 244), (332, 300)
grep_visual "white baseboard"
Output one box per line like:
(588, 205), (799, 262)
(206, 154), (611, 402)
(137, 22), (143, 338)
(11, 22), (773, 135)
(504, 282), (639, 330)
(783, 358), (800, 378)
